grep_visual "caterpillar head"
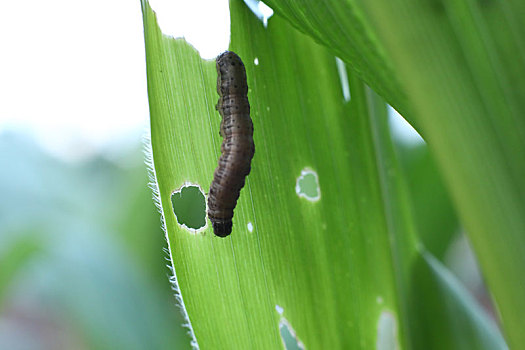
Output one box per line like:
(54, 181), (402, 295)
(212, 220), (232, 237)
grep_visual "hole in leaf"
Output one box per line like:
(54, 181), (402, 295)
(335, 57), (351, 102)
(376, 311), (399, 350)
(295, 168), (320, 202)
(171, 184), (206, 231)
(279, 319), (305, 350)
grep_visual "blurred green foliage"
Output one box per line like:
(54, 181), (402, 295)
(393, 138), (459, 260)
(0, 132), (191, 350)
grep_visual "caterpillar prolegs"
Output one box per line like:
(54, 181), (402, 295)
(208, 51), (255, 237)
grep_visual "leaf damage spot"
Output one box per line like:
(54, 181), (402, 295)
(295, 168), (321, 202)
(247, 222), (254, 232)
(376, 311), (399, 350)
(335, 57), (351, 102)
(279, 319), (305, 350)
(170, 183), (207, 233)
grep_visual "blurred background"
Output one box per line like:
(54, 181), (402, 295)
(0, 0), (491, 349)
(0, 0), (192, 348)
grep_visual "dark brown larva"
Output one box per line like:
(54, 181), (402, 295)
(208, 51), (255, 237)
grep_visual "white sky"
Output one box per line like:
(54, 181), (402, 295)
(388, 106), (424, 146)
(0, 0), (150, 161)
(0, 0), (231, 162)
(148, 0), (230, 59)
(0, 0), (419, 163)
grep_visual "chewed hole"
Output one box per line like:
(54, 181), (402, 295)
(279, 319), (305, 350)
(295, 168), (321, 202)
(376, 311), (399, 350)
(247, 222), (254, 232)
(335, 57), (351, 102)
(171, 184), (206, 232)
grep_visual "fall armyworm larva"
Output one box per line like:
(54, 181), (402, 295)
(207, 51), (255, 237)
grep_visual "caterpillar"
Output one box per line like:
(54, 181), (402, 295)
(208, 51), (255, 237)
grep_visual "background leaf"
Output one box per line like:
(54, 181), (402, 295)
(261, 0), (525, 347)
